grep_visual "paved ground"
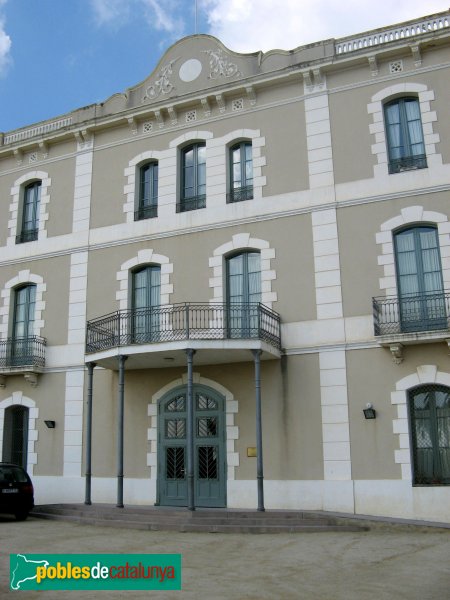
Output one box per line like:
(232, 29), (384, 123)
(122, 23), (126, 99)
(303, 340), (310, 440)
(1, 515), (449, 599)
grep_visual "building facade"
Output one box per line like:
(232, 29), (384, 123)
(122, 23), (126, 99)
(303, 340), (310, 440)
(0, 11), (449, 522)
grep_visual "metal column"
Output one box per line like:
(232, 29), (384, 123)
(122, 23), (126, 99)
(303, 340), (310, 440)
(117, 355), (128, 508)
(84, 362), (96, 505)
(252, 349), (265, 511)
(186, 348), (196, 511)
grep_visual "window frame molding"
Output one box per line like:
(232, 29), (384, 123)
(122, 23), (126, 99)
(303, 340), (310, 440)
(0, 392), (38, 476)
(116, 249), (173, 311)
(391, 365), (450, 482)
(147, 374), (239, 481)
(0, 271), (46, 340)
(368, 84), (441, 178)
(123, 151), (164, 224)
(8, 171), (51, 247)
(375, 206), (450, 297)
(209, 234), (277, 308)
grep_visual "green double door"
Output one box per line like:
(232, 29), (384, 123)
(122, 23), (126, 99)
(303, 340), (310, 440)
(158, 385), (226, 507)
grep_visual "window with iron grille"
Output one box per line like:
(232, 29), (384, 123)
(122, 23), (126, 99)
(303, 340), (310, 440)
(228, 141), (253, 203)
(135, 162), (158, 220)
(384, 97), (427, 174)
(16, 181), (41, 244)
(408, 385), (450, 485)
(178, 143), (206, 213)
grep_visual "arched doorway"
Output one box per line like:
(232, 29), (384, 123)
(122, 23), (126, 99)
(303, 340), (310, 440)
(157, 385), (226, 507)
(2, 405), (29, 469)
(408, 384), (450, 485)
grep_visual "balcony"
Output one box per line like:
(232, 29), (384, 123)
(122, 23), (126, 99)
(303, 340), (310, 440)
(15, 228), (39, 244)
(373, 292), (450, 347)
(86, 303), (281, 369)
(388, 154), (427, 174)
(134, 205), (157, 221)
(176, 195), (206, 213)
(0, 336), (46, 374)
(227, 186), (253, 204)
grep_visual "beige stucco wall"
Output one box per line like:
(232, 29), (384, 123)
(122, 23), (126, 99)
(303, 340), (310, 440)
(0, 256), (71, 345)
(347, 344), (450, 480)
(338, 191), (450, 318)
(86, 214), (316, 324)
(87, 353), (323, 482)
(0, 372), (66, 476)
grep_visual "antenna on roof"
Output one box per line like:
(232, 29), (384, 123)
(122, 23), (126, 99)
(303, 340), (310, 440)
(195, 0), (198, 34)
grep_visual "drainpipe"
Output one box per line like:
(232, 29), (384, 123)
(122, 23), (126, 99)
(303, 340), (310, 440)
(117, 355), (128, 508)
(84, 362), (96, 505)
(186, 348), (196, 511)
(252, 349), (265, 511)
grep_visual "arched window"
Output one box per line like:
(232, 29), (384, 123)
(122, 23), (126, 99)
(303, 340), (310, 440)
(2, 405), (29, 469)
(17, 181), (41, 243)
(10, 285), (36, 366)
(228, 141), (253, 203)
(226, 251), (261, 337)
(131, 265), (161, 342)
(178, 143), (206, 213)
(394, 226), (445, 332)
(384, 97), (426, 174)
(135, 162), (158, 220)
(409, 385), (450, 485)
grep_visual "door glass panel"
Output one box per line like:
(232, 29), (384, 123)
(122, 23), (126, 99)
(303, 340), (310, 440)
(165, 419), (186, 439)
(196, 393), (217, 410)
(197, 417), (217, 437)
(132, 266), (161, 341)
(395, 227), (445, 332)
(197, 446), (218, 480)
(166, 395), (186, 412)
(166, 447), (185, 479)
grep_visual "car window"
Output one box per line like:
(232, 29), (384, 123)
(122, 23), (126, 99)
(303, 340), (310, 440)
(0, 466), (28, 483)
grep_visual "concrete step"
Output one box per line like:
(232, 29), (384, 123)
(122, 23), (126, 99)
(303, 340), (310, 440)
(31, 504), (368, 533)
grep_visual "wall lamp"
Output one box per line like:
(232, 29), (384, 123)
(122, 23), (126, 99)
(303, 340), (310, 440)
(44, 420), (56, 429)
(363, 403), (376, 420)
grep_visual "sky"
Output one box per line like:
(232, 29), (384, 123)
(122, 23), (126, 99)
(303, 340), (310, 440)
(0, 0), (448, 132)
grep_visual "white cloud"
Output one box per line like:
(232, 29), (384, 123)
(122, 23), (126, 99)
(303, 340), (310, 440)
(90, 0), (131, 25)
(203, 0), (449, 52)
(0, 19), (11, 73)
(91, 0), (185, 36)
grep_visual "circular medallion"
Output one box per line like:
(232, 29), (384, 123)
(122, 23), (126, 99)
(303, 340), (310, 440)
(179, 59), (202, 82)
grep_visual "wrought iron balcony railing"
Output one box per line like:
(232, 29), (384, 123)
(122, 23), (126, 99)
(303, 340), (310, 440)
(15, 228), (39, 244)
(388, 154), (427, 174)
(176, 195), (206, 213)
(134, 204), (158, 220)
(0, 336), (46, 369)
(373, 292), (450, 336)
(227, 186), (254, 204)
(86, 303), (281, 353)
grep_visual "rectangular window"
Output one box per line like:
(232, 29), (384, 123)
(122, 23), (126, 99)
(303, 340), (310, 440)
(135, 163), (158, 220)
(178, 143), (206, 213)
(17, 182), (41, 244)
(384, 98), (427, 174)
(227, 142), (253, 203)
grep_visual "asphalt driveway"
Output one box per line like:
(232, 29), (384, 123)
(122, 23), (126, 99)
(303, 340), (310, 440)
(1, 515), (449, 599)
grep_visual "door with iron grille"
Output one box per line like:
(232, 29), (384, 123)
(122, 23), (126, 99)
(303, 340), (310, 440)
(158, 385), (226, 507)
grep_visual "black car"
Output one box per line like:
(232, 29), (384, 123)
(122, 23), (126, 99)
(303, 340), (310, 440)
(0, 463), (34, 520)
